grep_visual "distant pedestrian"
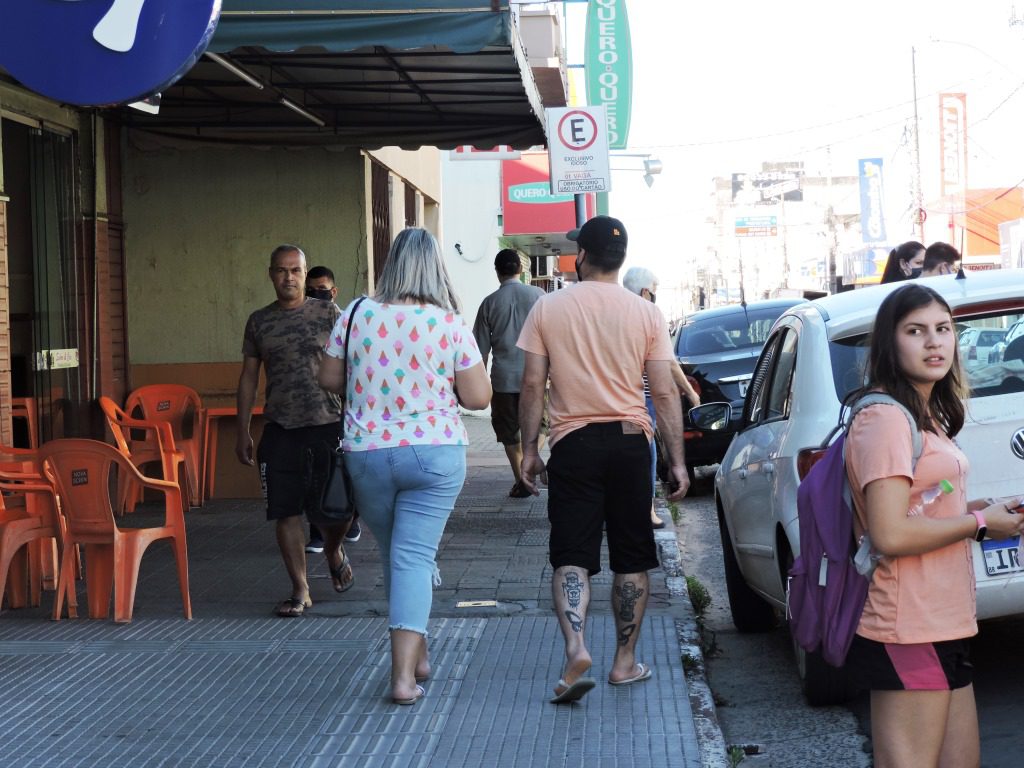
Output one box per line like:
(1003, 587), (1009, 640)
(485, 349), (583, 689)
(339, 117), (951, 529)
(517, 216), (689, 704)
(920, 242), (960, 277)
(622, 266), (700, 529)
(472, 249), (546, 498)
(303, 266), (362, 553)
(319, 227), (491, 706)
(236, 245), (355, 618)
(879, 241), (925, 284)
(844, 282), (1024, 766)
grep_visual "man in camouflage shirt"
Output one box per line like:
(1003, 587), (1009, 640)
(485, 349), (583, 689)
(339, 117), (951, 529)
(236, 244), (354, 617)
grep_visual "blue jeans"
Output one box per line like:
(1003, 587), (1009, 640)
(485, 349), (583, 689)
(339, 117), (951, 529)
(645, 396), (657, 495)
(345, 444), (466, 636)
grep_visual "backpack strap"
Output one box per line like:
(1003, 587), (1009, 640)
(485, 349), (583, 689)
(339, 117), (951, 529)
(846, 392), (923, 469)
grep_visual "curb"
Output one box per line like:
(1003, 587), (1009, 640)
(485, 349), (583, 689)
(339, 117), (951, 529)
(657, 522), (730, 768)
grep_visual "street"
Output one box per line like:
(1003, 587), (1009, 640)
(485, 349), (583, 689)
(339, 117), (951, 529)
(676, 469), (1024, 767)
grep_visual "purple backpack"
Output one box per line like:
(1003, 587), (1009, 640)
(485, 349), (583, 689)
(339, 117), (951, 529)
(787, 393), (921, 668)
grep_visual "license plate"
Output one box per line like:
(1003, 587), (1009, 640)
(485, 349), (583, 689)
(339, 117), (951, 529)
(982, 536), (1022, 576)
(738, 380), (748, 397)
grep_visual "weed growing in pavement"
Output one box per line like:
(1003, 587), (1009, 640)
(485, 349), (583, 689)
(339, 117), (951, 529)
(727, 745), (745, 767)
(681, 652), (698, 672)
(685, 575), (711, 615)
(668, 501), (681, 525)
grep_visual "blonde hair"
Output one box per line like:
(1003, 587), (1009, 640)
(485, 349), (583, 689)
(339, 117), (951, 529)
(374, 228), (461, 311)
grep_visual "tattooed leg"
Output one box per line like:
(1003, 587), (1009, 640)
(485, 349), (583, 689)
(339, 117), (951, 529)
(552, 565), (592, 684)
(609, 571), (650, 682)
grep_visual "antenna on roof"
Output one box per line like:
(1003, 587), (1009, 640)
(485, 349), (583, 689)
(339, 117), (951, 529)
(955, 266), (966, 280)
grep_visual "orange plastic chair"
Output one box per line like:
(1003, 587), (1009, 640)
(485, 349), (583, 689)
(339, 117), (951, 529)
(0, 446), (70, 613)
(11, 397), (39, 449)
(99, 396), (187, 516)
(125, 385), (203, 508)
(41, 439), (191, 623)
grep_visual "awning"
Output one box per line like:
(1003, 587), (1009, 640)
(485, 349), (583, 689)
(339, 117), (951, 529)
(116, 1), (548, 149)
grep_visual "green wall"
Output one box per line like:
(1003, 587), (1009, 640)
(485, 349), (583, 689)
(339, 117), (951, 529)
(123, 142), (367, 364)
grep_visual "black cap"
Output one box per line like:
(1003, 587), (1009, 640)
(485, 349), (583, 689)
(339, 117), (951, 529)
(567, 215), (628, 256)
(494, 249), (522, 274)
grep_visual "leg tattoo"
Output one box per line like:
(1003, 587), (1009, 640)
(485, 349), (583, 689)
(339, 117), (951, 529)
(614, 580), (645, 622)
(617, 623), (637, 646)
(564, 610), (584, 633)
(562, 572), (584, 609)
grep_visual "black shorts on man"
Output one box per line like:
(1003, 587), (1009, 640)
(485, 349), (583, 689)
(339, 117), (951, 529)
(257, 421), (345, 521)
(546, 421), (658, 575)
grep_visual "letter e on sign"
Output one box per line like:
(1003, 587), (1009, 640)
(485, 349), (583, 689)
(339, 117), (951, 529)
(558, 110), (599, 151)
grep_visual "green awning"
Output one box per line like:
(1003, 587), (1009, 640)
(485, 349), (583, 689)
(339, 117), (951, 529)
(117, 1), (549, 148)
(210, 1), (511, 55)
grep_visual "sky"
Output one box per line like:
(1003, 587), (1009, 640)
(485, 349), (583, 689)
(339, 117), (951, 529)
(557, 0), (1024, 297)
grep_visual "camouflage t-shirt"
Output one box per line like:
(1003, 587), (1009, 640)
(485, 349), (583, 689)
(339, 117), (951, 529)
(242, 298), (342, 429)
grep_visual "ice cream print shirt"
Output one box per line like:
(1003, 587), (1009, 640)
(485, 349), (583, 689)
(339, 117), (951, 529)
(326, 298), (482, 451)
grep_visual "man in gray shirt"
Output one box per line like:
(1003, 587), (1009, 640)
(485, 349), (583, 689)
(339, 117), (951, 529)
(473, 249), (545, 497)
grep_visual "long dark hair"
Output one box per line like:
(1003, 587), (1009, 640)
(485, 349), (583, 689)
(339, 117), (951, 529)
(864, 283), (965, 437)
(879, 241), (924, 284)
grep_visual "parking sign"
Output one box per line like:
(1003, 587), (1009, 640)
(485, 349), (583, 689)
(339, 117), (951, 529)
(546, 106), (611, 195)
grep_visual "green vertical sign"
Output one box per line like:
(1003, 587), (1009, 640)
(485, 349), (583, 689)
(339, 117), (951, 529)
(585, 0), (632, 150)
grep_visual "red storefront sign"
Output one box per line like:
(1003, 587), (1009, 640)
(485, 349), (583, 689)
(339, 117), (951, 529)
(501, 153), (594, 235)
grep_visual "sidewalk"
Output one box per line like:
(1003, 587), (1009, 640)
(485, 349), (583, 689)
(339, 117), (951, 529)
(0, 414), (726, 767)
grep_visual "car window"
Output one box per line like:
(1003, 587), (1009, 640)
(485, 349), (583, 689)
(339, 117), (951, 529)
(764, 330), (798, 421)
(677, 304), (796, 357)
(744, 332), (782, 425)
(829, 309), (1024, 403)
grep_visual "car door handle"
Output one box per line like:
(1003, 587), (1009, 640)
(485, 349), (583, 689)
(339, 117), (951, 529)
(762, 462), (775, 475)
(739, 468), (748, 479)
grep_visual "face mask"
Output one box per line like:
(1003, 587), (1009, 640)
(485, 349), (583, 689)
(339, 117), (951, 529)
(647, 291), (657, 304)
(909, 268), (923, 279)
(306, 286), (333, 301)
(574, 259), (584, 281)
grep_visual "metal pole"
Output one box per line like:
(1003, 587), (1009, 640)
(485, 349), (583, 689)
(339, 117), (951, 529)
(912, 46), (925, 242)
(574, 193), (587, 228)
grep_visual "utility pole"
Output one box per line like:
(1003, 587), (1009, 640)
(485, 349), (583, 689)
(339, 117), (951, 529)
(911, 46), (925, 242)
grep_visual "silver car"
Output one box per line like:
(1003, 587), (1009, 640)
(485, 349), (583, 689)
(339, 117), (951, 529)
(701, 270), (1024, 705)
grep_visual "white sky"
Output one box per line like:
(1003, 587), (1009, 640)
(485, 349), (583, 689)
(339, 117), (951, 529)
(560, 0), (1024, 288)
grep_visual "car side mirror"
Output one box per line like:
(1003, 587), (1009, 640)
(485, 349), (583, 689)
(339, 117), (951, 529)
(689, 402), (733, 432)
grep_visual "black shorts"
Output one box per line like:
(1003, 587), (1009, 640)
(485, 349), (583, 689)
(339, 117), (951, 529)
(547, 421), (657, 575)
(257, 421), (342, 521)
(490, 391), (548, 445)
(846, 634), (974, 691)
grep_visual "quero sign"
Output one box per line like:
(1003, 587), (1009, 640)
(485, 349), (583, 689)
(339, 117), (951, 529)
(584, 0), (632, 150)
(509, 183), (573, 205)
(0, 0), (222, 106)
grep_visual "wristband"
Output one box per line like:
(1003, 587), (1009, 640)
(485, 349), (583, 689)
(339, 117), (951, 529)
(969, 510), (987, 542)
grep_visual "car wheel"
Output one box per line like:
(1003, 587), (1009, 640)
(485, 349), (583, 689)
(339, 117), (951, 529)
(783, 550), (857, 706)
(718, 510), (776, 632)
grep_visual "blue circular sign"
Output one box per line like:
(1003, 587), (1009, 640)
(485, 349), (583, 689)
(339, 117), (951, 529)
(0, 0), (221, 107)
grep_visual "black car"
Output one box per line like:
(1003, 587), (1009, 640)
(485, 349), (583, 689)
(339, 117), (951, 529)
(656, 298), (805, 479)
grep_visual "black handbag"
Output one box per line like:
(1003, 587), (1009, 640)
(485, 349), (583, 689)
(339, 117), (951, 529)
(306, 296), (367, 525)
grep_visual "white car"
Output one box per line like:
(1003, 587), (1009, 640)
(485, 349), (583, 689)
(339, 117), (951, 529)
(696, 270), (1024, 705)
(959, 326), (1007, 370)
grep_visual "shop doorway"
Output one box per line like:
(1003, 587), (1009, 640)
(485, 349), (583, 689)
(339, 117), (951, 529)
(3, 119), (84, 444)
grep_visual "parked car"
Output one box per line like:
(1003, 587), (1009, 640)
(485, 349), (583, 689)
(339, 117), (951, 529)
(992, 317), (1024, 362)
(958, 326), (1007, 369)
(698, 271), (1024, 705)
(655, 298), (805, 481)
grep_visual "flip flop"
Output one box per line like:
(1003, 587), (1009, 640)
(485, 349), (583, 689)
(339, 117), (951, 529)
(608, 662), (653, 686)
(550, 676), (596, 704)
(328, 553), (354, 593)
(276, 597), (312, 618)
(393, 684), (425, 706)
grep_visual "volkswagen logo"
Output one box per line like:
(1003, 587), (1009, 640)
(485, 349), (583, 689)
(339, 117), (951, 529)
(1013, 429), (1024, 460)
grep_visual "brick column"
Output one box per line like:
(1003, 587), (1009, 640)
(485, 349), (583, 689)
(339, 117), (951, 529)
(0, 200), (12, 446)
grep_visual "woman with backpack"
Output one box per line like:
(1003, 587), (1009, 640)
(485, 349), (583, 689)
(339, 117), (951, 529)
(844, 283), (1024, 767)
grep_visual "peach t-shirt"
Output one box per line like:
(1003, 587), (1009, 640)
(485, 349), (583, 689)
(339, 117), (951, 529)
(846, 404), (976, 644)
(516, 281), (675, 446)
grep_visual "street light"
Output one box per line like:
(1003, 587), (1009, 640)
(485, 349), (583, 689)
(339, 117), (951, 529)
(610, 152), (664, 187)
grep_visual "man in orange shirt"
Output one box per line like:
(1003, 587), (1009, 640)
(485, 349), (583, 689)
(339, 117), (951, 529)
(517, 215), (689, 704)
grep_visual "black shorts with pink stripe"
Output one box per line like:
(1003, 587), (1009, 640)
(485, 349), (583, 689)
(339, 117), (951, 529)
(846, 634), (974, 691)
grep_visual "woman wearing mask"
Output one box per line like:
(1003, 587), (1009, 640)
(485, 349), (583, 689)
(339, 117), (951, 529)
(319, 228), (491, 706)
(844, 283), (1024, 766)
(879, 240), (925, 284)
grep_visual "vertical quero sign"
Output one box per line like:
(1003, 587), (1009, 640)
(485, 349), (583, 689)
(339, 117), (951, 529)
(858, 158), (887, 243)
(0, 1), (222, 106)
(585, 0), (632, 150)
(939, 92), (968, 243)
